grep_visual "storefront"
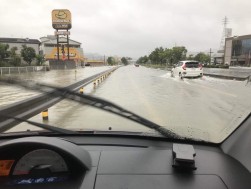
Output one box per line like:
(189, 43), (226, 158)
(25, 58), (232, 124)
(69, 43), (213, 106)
(40, 35), (84, 63)
(224, 35), (251, 66)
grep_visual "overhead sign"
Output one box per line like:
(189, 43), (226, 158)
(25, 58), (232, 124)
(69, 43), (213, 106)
(52, 9), (72, 30)
(54, 31), (71, 36)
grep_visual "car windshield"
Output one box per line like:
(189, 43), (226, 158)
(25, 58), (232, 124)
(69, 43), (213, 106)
(0, 0), (251, 144)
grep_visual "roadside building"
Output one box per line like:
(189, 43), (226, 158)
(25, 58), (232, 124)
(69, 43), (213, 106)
(0, 37), (40, 64)
(213, 51), (224, 64)
(40, 35), (84, 63)
(224, 35), (251, 66)
(86, 60), (105, 66)
(84, 53), (105, 66)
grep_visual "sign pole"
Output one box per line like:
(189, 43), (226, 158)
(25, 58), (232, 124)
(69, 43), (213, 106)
(52, 9), (72, 61)
(56, 29), (59, 61)
(67, 29), (70, 60)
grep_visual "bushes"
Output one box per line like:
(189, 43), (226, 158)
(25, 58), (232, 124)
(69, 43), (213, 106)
(0, 61), (12, 67)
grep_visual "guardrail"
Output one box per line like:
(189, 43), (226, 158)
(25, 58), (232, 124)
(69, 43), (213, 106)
(0, 67), (118, 132)
(203, 68), (251, 81)
(0, 66), (48, 75)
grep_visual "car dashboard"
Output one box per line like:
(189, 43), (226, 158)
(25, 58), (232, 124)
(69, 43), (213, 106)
(0, 134), (250, 189)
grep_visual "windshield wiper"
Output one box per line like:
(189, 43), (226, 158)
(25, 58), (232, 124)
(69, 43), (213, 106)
(0, 114), (77, 134)
(0, 79), (180, 139)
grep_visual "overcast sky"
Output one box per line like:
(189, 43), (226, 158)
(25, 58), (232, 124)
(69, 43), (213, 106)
(1, 0), (251, 58)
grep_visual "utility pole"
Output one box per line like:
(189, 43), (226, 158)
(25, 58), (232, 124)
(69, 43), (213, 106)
(219, 16), (229, 51)
(56, 29), (59, 61)
(209, 48), (213, 65)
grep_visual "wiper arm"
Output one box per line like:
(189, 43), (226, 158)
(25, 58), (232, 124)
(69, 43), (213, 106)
(0, 114), (77, 134)
(0, 79), (180, 139)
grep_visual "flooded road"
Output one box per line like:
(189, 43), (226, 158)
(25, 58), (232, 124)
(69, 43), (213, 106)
(2, 65), (251, 143)
(0, 67), (113, 107)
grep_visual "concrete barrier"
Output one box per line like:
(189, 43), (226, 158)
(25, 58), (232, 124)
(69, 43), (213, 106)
(203, 68), (251, 81)
(49, 60), (76, 70)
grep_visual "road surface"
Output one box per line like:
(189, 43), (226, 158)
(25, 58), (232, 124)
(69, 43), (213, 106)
(1, 65), (251, 143)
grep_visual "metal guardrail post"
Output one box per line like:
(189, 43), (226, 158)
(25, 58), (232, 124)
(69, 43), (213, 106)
(42, 109), (49, 120)
(79, 87), (84, 94)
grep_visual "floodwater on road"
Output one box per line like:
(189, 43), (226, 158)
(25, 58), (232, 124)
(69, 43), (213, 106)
(0, 66), (112, 107)
(3, 65), (251, 143)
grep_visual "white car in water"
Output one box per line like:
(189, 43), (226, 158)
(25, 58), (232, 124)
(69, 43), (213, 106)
(171, 60), (203, 79)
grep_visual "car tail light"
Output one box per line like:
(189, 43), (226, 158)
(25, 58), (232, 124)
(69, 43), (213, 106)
(198, 63), (203, 70)
(182, 64), (186, 70)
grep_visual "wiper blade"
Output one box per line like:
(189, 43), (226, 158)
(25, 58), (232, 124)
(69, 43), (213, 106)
(0, 79), (180, 139)
(0, 114), (77, 134)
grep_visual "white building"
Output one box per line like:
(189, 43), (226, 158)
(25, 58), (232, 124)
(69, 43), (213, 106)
(0, 37), (40, 64)
(224, 35), (251, 66)
(0, 37), (40, 54)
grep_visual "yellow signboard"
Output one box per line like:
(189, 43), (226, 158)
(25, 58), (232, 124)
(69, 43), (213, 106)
(45, 47), (84, 61)
(52, 9), (72, 29)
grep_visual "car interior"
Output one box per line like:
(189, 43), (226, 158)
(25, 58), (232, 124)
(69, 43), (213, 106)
(0, 111), (250, 189)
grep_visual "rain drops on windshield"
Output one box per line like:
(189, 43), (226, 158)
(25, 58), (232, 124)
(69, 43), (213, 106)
(0, 0), (251, 143)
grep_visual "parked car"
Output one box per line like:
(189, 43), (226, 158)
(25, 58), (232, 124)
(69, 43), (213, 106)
(171, 60), (203, 79)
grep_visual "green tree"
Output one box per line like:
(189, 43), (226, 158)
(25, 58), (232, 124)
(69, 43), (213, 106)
(9, 47), (21, 66)
(138, 46), (187, 66)
(149, 47), (163, 64)
(35, 54), (45, 66)
(10, 46), (18, 57)
(171, 46), (187, 65)
(194, 52), (210, 63)
(158, 47), (166, 64)
(147, 46), (187, 65)
(136, 56), (149, 64)
(21, 45), (36, 65)
(0, 43), (10, 61)
(10, 56), (21, 66)
(163, 48), (172, 64)
(107, 57), (115, 65)
(121, 57), (129, 65)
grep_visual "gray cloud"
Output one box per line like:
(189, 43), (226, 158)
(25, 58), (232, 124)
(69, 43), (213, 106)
(1, 0), (251, 58)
